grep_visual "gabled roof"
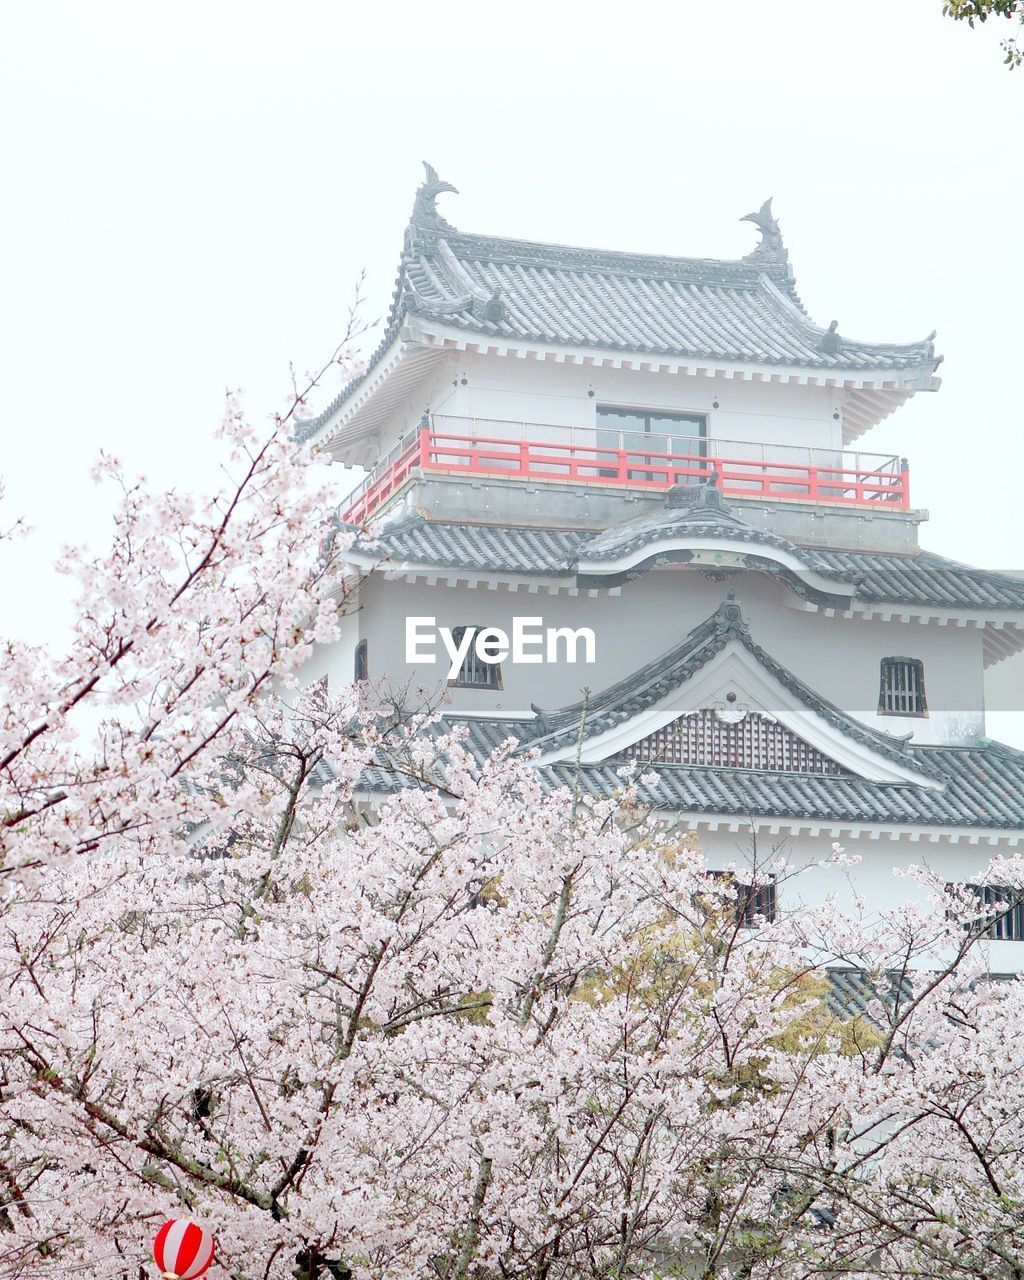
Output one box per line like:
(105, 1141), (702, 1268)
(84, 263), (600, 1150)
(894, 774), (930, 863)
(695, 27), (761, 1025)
(298, 165), (941, 449)
(572, 482), (854, 599)
(333, 594), (1024, 834)
(443, 594), (941, 789)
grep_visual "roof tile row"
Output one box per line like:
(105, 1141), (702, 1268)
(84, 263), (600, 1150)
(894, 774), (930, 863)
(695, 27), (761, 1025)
(359, 515), (1024, 613)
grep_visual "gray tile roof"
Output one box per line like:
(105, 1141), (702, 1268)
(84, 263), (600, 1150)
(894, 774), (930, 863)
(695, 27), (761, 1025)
(355, 735), (1024, 832)
(825, 969), (916, 1021)
(400, 234), (936, 371)
(410, 598), (1024, 832)
(352, 514), (1024, 614)
(824, 968), (1016, 1027)
(572, 481), (854, 599)
(816, 549), (1024, 611)
(358, 517), (577, 575)
(297, 167), (939, 443)
(534, 746), (1024, 830)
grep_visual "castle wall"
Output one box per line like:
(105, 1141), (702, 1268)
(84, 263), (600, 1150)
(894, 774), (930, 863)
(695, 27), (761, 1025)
(354, 349), (855, 461)
(436, 351), (846, 455)
(694, 824), (1022, 973)
(329, 570), (985, 743)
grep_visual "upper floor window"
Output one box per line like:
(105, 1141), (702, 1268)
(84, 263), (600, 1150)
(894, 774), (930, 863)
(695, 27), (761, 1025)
(354, 639), (368, 682)
(878, 657), (927, 717)
(596, 406), (707, 446)
(708, 871), (777, 927)
(448, 625), (503, 690)
(950, 884), (1024, 941)
(596, 407), (708, 481)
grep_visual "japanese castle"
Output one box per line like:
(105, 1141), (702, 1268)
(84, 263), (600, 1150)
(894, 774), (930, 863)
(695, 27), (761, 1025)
(299, 164), (1024, 967)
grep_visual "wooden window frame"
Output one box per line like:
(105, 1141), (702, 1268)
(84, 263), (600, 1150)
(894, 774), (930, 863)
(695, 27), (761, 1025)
(878, 656), (927, 718)
(708, 871), (777, 927)
(447, 625), (503, 691)
(950, 883), (1024, 941)
(354, 639), (368, 682)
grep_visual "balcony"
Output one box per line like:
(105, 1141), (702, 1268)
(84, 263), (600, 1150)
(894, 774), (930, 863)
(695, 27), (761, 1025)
(341, 415), (910, 525)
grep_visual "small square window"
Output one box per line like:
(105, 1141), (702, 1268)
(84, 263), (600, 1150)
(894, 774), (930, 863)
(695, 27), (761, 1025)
(879, 657), (927, 717)
(448, 625), (503, 690)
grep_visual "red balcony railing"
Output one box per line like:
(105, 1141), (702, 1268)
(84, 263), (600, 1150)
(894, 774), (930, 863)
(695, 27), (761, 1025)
(342, 434), (423, 525)
(341, 416), (910, 524)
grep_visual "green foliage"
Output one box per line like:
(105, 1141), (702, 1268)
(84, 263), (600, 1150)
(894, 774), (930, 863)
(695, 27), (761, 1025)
(943, 0), (1024, 66)
(767, 969), (884, 1058)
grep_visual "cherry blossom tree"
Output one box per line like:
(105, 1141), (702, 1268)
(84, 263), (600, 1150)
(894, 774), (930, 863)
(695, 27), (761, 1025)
(3, 367), (1024, 1280)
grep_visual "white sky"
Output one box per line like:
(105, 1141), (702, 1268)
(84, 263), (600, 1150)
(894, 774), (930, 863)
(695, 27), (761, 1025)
(2, 1), (1022, 729)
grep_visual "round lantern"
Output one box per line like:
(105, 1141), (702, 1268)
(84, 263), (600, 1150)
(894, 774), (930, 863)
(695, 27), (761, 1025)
(152, 1219), (215, 1279)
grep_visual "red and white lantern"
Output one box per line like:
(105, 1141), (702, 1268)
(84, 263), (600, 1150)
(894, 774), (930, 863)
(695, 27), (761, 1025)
(152, 1219), (215, 1279)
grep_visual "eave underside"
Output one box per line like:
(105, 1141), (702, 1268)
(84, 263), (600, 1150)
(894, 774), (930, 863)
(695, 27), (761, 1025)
(310, 331), (937, 458)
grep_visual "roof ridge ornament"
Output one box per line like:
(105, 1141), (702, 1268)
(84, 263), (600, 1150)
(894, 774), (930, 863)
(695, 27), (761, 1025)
(472, 286), (506, 325)
(665, 474), (728, 512)
(819, 319), (841, 354)
(435, 239), (508, 325)
(740, 197), (789, 268)
(713, 589), (750, 636)
(410, 162), (459, 233)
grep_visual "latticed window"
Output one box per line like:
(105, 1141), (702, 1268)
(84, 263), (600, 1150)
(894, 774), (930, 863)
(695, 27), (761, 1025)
(708, 871), (777, 926)
(878, 657), (926, 716)
(951, 884), (1024, 941)
(449, 626), (502, 689)
(623, 708), (844, 774)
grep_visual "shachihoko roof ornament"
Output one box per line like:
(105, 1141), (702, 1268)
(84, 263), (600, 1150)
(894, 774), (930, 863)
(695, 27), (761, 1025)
(402, 162), (507, 326)
(740, 197), (788, 268)
(409, 161), (458, 233)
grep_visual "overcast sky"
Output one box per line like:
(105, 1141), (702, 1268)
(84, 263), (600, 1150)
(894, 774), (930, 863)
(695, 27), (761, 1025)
(2, 1), (1022, 730)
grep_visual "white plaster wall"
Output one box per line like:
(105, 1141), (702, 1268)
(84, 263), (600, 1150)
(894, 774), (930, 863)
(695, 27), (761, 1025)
(317, 571), (985, 740)
(435, 351), (847, 455)
(357, 350), (857, 463)
(297, 604), (361, 687)
(696, 825), (1024, 973)
(347, 356), (461, 469)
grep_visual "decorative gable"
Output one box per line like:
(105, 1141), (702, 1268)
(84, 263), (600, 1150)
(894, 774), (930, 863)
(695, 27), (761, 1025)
(528, 595), (942, 789)
(622, 707), (846, 775)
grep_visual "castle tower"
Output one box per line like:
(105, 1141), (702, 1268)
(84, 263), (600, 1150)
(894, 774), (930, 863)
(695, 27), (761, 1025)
(300, 165), (1024, 966)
